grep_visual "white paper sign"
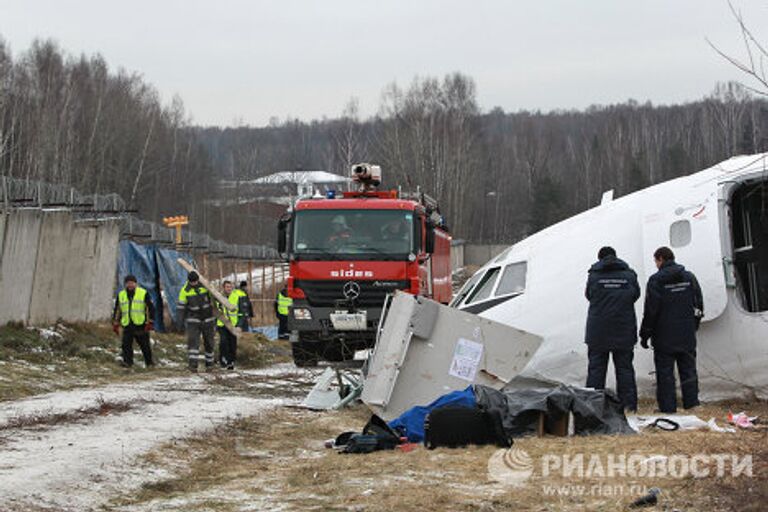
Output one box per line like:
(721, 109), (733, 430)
(449, 338), (483, 382)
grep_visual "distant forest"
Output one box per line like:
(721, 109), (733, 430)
(0, 39), (214, 230)
(198, 78), (768, 242)
(2, 38), (767, 245)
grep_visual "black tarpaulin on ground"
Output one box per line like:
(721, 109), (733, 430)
(473, 384), (634, 437)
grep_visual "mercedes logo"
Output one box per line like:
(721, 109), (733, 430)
(343, 281), (361, 300)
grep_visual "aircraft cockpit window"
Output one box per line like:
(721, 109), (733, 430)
(496, 261), (527, 296)
(450, 270), (483, 307)
(464, 266), (501, 304)
(670, 220), (692, 248)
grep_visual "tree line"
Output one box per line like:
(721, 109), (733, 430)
(200, 78), (768, 243)
(2, 37), (766, 246)
(0, 38), (214, 233)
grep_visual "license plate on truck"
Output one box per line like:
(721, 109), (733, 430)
(330, 311), (367, 331)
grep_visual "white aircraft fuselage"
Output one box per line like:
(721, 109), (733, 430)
(454, 154), (768, 400)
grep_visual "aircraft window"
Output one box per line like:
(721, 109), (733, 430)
(670, 220), (692, 248)
(496, 262), (527, 296)
(465, 266), (501, 304)
(450, 270), (483, 307)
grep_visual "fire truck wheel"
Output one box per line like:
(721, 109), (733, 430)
(291, 341), (319, 367)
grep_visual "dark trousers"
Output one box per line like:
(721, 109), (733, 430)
(186, 320), (215, 369)
(218, 326), (238, 367)
(586, 348), (637, 411)
(236, 316), (250, 332)
(121, 325), (153, 367)
(653, 349), (699, 413)
(278, 313), (288, 338)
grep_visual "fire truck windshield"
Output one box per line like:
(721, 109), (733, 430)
(292, 209), (415, 259)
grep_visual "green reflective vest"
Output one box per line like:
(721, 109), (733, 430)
(119, 287), (147, 327)
(277, 292), (292, 316)
(232, 289), (248, 319)
(216, 290), (242, 327)
(178, 284), (214, 321)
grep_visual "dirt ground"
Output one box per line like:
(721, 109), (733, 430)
(1, 324), (766, 511)
(106, 399), (768, 512)
(0, 322), (288, 400)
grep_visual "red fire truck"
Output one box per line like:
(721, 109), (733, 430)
(277, 163), (452, 366)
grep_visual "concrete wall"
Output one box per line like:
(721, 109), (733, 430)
(0, 210), (119, 325)
(463, 244), (508, 267)
(86, 221), (120, 321)
(0, 212), (5, 262)
(450, 242), (464, 271)
(0, 210), (43, 325)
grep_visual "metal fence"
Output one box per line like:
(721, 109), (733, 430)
(1, 176), (279, 260)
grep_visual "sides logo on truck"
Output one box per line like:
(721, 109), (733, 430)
(331, 269), (374, 278)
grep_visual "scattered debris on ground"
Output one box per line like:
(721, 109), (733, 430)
(107, 399), (768, 512)
(1, 322), (766, 511)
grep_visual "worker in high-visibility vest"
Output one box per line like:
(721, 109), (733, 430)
(216, 280), (240, 370)
(237, 281), (254, 331)
(178, 271), (216, 372)
(112, 274), (155, 368)
(274, 287), (292, 340)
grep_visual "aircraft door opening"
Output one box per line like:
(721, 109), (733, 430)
(730, 178), (768, 313)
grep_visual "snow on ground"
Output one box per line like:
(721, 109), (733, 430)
(214, 266), (287, 293)
(0, 364), (310, 511)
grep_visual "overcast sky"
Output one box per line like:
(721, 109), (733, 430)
(1, 0), (766, 127)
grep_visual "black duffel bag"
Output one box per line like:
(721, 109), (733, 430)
(424, 406), (512, 449)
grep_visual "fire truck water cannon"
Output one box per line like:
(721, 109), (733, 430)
(350, 163), (382, 191)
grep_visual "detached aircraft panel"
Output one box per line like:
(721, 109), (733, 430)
(362, 292), (542, 421)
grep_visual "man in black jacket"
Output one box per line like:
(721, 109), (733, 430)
(585, 246), (641, 411)
(640, 246), (704, 413)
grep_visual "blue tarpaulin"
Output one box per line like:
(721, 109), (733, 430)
(252, 324), (278, 340)
(155, 247), (194, 328)
(388, 386), (477, 443)
(117, 240), (164, 330)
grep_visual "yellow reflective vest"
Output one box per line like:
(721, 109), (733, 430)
(277, 291), (292, 316)
(119, 287), (147, 327)
(216, 290), (242, 327)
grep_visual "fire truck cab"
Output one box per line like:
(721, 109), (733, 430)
(277, 164), (451, 366)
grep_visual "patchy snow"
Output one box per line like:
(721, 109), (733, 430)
(214, 266), (288, 292)
(26, 326), (64, 340)
(251, 170), (349, 185)
(0, 365), (310, 511)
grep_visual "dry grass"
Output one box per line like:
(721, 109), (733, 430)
(112, 399), (768, 511)
(0, 322), (291, 401)
(0, 396), (144, 432)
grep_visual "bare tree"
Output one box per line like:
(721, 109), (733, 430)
(707, 1), (768, 96)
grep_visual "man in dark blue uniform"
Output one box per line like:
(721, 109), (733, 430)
(640, 246), (704, 413)
(585, 246), (641, 411)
